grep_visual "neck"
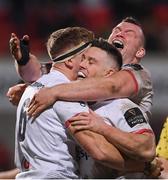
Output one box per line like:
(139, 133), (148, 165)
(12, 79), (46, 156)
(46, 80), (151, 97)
(124, 57), (140, 65)
(51, 64), (75, 81)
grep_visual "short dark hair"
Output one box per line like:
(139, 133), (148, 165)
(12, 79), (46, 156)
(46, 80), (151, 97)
(47, 27), (94, 60)
(91, 38), (123, 70)
(122, 16), (142, 27)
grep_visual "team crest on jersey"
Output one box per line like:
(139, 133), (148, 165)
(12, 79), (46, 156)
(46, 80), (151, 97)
(124, 107), (147, 128)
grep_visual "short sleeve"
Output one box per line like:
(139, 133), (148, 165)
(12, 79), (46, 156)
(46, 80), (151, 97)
(106, 99), (153, 133)
(53, 101), (89, 124)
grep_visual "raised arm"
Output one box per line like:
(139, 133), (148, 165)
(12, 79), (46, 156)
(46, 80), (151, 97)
(10, 33), (41, 82)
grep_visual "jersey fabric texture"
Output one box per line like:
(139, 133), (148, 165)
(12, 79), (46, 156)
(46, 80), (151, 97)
(122, 64), (153, 118)
(156, 117), (168, 158)
(15, 70), (88, 179)
(55, 96), (153, 178)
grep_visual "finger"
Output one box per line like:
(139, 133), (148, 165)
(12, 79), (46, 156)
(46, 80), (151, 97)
(11, 32), (16, 38)
(31, 106), (44, 118)
(27, 103), (38, 116)
(73, 112), (90, 117)
(69, 125), (88, 132)
(6, 89), (12, 97)
(71, 120), (89, 126)
(28, 95), (36, 108)
(69, 116), (89, 122)
(22, 35), (30, 41)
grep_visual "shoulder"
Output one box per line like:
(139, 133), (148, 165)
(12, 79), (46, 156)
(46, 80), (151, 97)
(122, 64), (143, 71)
(36, 71), (70, 87)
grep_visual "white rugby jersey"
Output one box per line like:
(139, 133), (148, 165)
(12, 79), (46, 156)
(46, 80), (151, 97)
(78, 98), (153, 179)
(122, 64), (153, 117)
(15, 70), (88, 179)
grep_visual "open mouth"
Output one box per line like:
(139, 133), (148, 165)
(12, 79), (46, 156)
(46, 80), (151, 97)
(112, 40), (124, 49)
(78, 71), (86, 79)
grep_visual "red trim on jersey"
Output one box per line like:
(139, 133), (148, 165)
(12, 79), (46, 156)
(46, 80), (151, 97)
(122, 69), (139, 95)
(65, 120), (71, 128)
(133, 129), (154, 135)
(65, 113), (83, 128)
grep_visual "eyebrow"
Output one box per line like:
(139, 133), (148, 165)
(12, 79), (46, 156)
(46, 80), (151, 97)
(88, 56), (97, 62)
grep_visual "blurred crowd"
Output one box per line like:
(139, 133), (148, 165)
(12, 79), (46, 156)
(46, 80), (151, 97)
(0, 0), (168, 56)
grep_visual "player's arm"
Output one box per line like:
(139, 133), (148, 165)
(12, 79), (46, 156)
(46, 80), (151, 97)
(54, 101), (125, 170)
(6, 83), (28, 106)
(15, 53), (41, 83)
(54, 70), (136, 101)
(10, 33), (41, 82)
(69, 125), (125, 170)
(69, 109), (156, 162)
(0, 168), (20, 179)
(28, 70), (136, 116)
(68, 121), (160, 177)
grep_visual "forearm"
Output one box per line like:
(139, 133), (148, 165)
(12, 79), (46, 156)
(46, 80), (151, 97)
(98, 124), (155, 161)
(71, 129), (125, 170)
(15, 53), (41, 83)
(0, 168), (20, 179)
(50, 70), (135, 102)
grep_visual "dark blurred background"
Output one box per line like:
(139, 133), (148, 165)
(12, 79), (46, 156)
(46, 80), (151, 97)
(0, 0), (168, 171)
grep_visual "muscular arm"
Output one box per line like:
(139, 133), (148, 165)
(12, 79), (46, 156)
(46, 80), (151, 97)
(10, 33), (41, 82)
(69, 126), (125, 170)
(52, 70), (135, 102)
(69, 110), (156, 162)
(15, 53), (41, 82)
(68, 125), (160, 177)
(97, 124), (156, 162)
(27, 70), (136, 116)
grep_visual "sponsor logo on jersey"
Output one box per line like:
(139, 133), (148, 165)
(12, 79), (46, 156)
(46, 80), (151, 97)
(76, 146), (89, 161)
(124, 107), (147, 127)
(30, 82), (44, 88)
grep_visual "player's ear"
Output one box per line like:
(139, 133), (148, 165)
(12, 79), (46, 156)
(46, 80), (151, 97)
(136, 47), (146, 59)
(104, 68), (115, 77)
(64, 59), (73, 69)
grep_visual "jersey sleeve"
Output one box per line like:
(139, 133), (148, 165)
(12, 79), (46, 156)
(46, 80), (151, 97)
(121, 106), (153, 134)
(122, 64), (153, 115)
(106, 99), (153, 134)
(53, 101), (89, 125)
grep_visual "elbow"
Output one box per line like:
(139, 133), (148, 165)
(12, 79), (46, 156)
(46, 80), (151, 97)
(133, 139), (156, 162)
(92, 149), (125, 170)
(138, 147), (156, 162)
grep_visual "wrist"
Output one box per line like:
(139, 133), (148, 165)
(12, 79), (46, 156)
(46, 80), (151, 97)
(16, 39), (30, 66)
(50, 87), (58, 101)
(144, 159), (157, 176)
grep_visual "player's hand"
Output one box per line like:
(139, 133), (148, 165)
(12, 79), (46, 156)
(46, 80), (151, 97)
(67, 109), (107, 133)
(9, 33), (29, 61)
(145, 157), (164, 178)
(157, 156), (168, 178)
(6, 83), (27, 106)
(27, 87), (56, 117)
